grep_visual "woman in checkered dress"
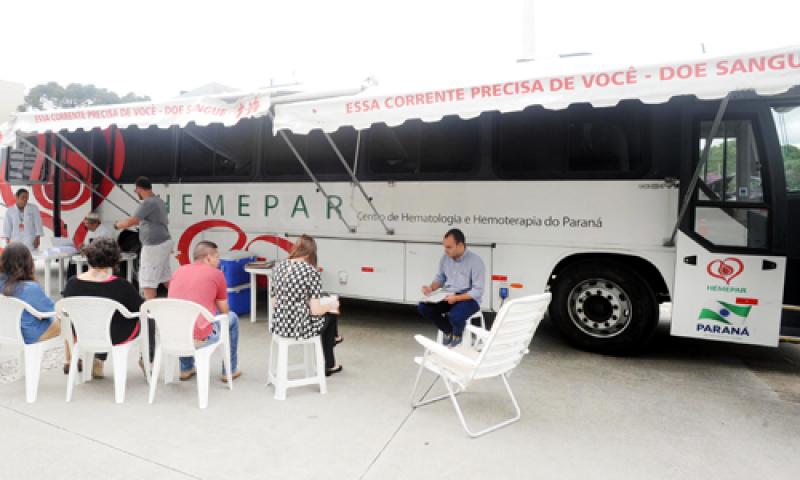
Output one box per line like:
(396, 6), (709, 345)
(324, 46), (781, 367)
(270, 234), (342, 375)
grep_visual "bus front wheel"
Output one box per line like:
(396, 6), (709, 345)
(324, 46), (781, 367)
(550, 260), (659, 354)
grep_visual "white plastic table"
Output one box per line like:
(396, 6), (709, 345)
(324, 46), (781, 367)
(34, 251), (75, 297)
(244, 266), (273, 324)
(71, 252), (137, 283)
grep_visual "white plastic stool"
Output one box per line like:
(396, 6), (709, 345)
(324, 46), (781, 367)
(436, 310), (487, 347)
(266, 334), (327, 400)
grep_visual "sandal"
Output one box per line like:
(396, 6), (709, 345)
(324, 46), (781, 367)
(63, 359), (83, 375)
(325, 365), (343, 377)
(92, 359), (105, 379)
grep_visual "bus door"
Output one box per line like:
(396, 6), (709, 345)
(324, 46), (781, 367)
(671, 108), (786, 346)
(770, 102), (800, 338)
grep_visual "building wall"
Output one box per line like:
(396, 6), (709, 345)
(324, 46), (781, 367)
(0, 80), (25, 123)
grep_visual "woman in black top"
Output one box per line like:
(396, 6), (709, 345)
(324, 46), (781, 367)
(62, 238), (151, 379)
(270, 234), (342, 375)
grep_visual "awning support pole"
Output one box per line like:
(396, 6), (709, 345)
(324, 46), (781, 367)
(267, 113), (356, 233)
(53, 135), (62, 237)
(323, 132), (394, 235)
(18, 137), (132, 217)
(665, 94), (732, 247)
(353, 131), (361, 174)
(54, 131), (140, 205)
(277, 130), (357, 233)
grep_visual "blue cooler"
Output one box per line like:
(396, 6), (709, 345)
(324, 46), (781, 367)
(219, 251), (257, 287)
(227, 284), (252, 315)
(219, 251), (257, 315)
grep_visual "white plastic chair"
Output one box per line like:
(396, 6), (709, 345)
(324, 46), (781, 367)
(0, 295), (59, 403)
(266, 334), (327, 400)
(55, 297), (149, 404)
(411, 293), (551, 438)
(142, 299), (233, 409)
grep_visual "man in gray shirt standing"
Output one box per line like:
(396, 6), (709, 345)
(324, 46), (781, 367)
(114, 177), (172, 300)
(419, 228), (485, 348)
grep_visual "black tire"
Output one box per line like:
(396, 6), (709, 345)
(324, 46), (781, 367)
(550, 260), (659, 355)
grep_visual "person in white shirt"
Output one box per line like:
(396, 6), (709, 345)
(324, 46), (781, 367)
(82, 212), (114, 246)
(2, 189), (43, 250)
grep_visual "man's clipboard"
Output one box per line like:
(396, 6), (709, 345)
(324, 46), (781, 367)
(421, 289), (449, 304)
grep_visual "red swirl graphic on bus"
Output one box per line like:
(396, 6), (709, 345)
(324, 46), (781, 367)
(177, 220), (294, 266)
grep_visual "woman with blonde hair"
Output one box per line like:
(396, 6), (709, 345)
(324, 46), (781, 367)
(270, 234), (342, 375)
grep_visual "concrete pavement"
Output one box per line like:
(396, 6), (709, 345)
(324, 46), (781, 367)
(1, 301), (798, 480)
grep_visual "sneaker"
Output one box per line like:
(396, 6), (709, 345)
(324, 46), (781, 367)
(449, 335), (463, 348)
(442, 333), (453, 346)
(179, 368), (197, 381)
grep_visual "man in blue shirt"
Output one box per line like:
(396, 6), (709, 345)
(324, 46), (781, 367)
(419, 229), (485, 347)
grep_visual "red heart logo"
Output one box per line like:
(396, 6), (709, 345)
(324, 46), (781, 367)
(706, 258), (744, 285)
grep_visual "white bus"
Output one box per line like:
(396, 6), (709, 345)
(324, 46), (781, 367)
(2, 45), (800, 353)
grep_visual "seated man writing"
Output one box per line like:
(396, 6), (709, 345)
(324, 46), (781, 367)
(418, 228), (485, 348)
(168, 240), (241, 382)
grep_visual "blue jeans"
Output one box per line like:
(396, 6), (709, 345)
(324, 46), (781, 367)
(180, 312), (239, 374)
(417, 299), (480, 337)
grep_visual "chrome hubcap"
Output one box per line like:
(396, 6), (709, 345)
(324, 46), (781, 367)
(567, 278), (632, 338)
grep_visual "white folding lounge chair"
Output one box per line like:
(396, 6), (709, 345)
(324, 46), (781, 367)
(411, 293), (551, 438)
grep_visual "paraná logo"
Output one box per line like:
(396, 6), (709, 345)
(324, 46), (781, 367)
(696, 299), (753, 337)
(698, 300), (751, 326)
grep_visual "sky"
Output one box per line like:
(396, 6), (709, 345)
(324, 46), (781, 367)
(2, 0), (798, 101)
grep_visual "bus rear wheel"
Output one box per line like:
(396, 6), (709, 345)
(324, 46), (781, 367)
(550, 260), (659, 354)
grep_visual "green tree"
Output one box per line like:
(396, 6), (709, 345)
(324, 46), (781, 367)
(18, 82), (150, 111)
(705, 142), (800, 192)
(780, 144), (800, 191)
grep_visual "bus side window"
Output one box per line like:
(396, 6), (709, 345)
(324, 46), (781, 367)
(566, 109), (641, 174)
(567, 122), (628, 172)
(419, 116), (481, 174)
(179, 120), (256, 179)
(179, 124), (216, 178)
(493, 105), (644, 178)
(494, 107), (568, 177)
(264, 128), (357, 179)
(119, 126), (176, 182)
(366, 122), (420, 175)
